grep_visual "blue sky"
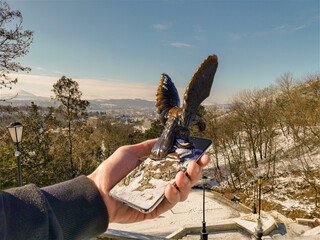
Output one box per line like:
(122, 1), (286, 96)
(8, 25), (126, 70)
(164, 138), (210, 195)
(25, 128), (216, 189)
(4, 0), (319, 103)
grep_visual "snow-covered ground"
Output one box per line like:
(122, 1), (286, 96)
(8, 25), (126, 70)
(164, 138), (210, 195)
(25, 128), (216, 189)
(107, 130), (320, 238)
(108, 189), (241, 237)
(204, 128), (320, 219)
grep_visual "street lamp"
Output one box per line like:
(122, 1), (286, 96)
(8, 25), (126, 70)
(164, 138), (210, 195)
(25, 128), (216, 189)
(257, 176), (263, 219)
(7, 122), (24, 187)
(201, 175), (208, 240)
(255, 175), (264, 240)
(252, 180), (257, 214)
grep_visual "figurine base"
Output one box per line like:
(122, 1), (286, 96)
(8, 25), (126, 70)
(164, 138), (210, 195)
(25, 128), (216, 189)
(109, 137), (212, 213)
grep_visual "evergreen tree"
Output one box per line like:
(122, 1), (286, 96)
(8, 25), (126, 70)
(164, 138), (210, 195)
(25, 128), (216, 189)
(21, 103), (58, 186)
(52, 76), (89, 178)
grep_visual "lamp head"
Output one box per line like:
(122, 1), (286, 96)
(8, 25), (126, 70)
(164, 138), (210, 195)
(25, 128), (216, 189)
(7, 122), (24, 143)
(257, 175), (264, 185)
(202, 175), (209, 185)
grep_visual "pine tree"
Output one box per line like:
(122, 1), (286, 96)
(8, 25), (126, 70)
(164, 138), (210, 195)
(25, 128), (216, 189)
(52, 76), (89, 178)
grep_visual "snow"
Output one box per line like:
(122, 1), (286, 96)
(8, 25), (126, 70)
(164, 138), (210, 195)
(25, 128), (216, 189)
(205, 127), (320, 218)
(185, 230), (250, 240)
(108, 189), (239, 237)
(302, 226), (320, 236)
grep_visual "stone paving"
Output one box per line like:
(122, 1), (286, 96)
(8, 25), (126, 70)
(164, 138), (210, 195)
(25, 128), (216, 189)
(181, 230), (250, 240)
(108, 189), (241, 237)
(105, 189), (319, 240)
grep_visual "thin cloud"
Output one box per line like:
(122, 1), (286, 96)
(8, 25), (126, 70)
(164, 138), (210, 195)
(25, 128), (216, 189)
(255, 18), (313, 37)
(313, 16), (319, 21)
(35, 66), (45, 71)
(229, 33), (242, 41)
(10, 74), (159, 100)
(273, 24), (307, 33)
(170, 42), (192, 48)
(53, 70), (64, 74)
(153, 24), (169, 31)
(293, 24), (307, 31)
(274, 25), (287, 31)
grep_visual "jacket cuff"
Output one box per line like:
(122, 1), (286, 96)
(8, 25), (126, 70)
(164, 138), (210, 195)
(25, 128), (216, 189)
(41, 176), (109, 239)
(2, 184), (52, 239)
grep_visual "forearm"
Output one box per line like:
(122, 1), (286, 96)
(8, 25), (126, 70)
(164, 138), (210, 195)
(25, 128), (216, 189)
(0, 176), (109, 240)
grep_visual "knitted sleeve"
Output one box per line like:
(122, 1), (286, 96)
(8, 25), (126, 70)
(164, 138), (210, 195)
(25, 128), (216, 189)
(0, 176), (109, 240)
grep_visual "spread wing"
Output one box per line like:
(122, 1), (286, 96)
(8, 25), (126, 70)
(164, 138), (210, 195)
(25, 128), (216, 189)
(181, 55), (218, 127)
(155, 74), (180, 117)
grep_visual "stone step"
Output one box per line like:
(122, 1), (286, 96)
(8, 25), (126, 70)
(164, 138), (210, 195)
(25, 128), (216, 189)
(94, 229), (171, 240)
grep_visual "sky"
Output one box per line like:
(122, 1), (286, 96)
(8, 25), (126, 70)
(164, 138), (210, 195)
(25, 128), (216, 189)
(2, 0), (319, 104)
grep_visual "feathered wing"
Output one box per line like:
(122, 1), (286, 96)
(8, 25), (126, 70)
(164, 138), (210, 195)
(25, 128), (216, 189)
(181, 55), (218, 127)
(155, 74), (180, 123)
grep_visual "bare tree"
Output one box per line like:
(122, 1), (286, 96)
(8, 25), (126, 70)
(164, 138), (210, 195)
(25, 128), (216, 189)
(0, 1), (33, 97)
(231, 87), (278, 172)
(276, 73), (320, 209)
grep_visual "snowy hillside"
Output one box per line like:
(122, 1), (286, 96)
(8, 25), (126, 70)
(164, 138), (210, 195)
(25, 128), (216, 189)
(203, 128), (320, 219)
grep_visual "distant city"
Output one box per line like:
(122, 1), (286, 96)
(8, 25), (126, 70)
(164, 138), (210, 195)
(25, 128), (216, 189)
(0, 90), (231, 121)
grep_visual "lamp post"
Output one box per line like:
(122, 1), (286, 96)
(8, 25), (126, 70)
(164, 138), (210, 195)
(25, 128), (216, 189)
(252, 180), (257, 214)
(255, 175), (264, 240)
(7, 122), (24, 187)
(257, 176), (263, 219)
(201, 175), (208, 240)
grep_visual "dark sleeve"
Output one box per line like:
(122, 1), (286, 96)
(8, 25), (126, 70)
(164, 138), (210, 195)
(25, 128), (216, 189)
(0, 176), (109, 240)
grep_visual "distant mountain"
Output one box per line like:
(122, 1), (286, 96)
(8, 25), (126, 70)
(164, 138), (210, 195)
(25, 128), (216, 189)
(0, 90), (49, 101)
(16, 90), (50, 101)
(0, 90), (229, 113)
(0, 90), (56, 107)
(90, 98), (156, 110)
(0, 90), (156, 110)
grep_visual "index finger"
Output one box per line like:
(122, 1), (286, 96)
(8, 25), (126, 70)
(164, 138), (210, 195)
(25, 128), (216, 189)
(129, 138), (158, 158)
(197, 154), (211, 167)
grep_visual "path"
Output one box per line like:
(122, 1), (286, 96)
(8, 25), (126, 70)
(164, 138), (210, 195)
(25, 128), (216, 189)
(108, 189), (245, 237)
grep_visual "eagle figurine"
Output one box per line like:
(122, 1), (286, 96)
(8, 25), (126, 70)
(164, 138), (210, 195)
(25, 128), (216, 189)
(150, 54), (218, 160)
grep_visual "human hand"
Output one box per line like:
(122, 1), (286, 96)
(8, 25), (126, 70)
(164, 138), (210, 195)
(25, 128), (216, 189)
(87, 139), (211, 223)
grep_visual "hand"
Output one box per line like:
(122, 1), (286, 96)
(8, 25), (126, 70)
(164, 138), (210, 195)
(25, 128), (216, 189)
(87, 139), (210, 223)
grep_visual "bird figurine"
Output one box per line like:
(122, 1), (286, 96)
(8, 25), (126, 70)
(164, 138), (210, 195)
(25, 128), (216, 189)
(150, 54), (218, 160)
